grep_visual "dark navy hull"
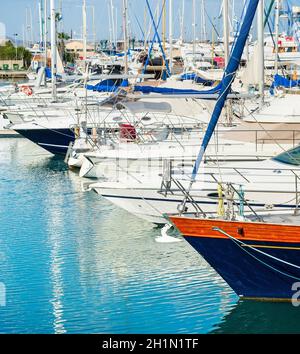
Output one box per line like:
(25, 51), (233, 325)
(185, 236), (300, 300)
(14, 128), (76, 155)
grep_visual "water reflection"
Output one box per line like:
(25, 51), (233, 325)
(45, 180), (67, 334)
(212, 300), (300, 334)
(0, 138), (252, 333)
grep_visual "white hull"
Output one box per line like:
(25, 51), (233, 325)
(89, 156), (300, 224)
(92, 183), (300, 225)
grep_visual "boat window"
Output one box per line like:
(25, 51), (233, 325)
(272, 145), (300, 166)
(113, 117), (122, 122)
(141, 116), (151, 121)
(207, 192), (224, 198)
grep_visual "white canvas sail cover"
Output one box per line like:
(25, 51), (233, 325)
(56, 48), (65, 75)
(240, 42), (260, 87)
(195, 69), (223, 81)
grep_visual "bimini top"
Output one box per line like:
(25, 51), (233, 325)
(116, 101), (172, 114)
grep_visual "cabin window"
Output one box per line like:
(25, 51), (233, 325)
(113, 117), (123, 122)
(141, 116), (151, 121)
(207, 192), (225, 199)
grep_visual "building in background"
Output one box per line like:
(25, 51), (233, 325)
(65, 40), (95, 59)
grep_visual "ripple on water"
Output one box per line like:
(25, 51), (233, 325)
(5, 138), (291, 334)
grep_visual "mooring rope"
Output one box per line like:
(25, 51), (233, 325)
(213, 226), (300, 281)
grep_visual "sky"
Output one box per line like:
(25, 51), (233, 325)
(0, 0), (299, 44)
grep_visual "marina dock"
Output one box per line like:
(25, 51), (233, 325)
(0, 130), (19, 137)
(0, 71), (28, 79)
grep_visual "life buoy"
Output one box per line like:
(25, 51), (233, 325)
(21, 86), (33, 96)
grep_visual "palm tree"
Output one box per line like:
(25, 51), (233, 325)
(57, 32), (71, 64)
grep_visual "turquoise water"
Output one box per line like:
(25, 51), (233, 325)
(1, 138), (300, 334)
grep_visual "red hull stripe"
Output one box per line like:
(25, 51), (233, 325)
(169, 217), (300, 244)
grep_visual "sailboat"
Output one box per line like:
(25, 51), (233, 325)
(168, 0), (300, 301)
(89, 145), (300, 224)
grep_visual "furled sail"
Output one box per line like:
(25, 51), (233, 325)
(133, 83), (222, 95)
(240, 42), (260, 87)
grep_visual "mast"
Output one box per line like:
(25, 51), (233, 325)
(110, 0), (116, 50)
(42, 0), (48, 86)
(50, 0), (57, 100)
(223, 0), (229, 66)
(82, 0), (87, 61)
(274, 0), (280, 75)
(180, 0), (185, 43)
(200, 0), (207, 42)
(244, 0), (249, 63)
(211, 20), (215, 66)
(223, 0), (230, 125)
(29, 7), (34, 45)
(44, 0), (48, 69)
(144, 6), (147, 49)
(163, 0), (166, 52)
(123, 0), (128, 75)
(115, 7), (118, 47)
(25, 8), (29, 47)
(92, 6), (96, 52)
(258, 0), (265, 107)
(169, 0), (173, 74)
(107, 1), (112, 50)
(39, 1), (43, 49)
(192, 0), (196, 65)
